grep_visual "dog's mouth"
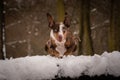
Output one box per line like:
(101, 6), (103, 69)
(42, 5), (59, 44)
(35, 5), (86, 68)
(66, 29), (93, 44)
(58, 35), (62, 42)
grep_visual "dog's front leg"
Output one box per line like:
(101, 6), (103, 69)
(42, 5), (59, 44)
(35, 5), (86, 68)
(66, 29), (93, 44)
(64, 50), (72, 56)
(52, 50), (61, 58)
(45, 40), (61, 58)
(64, 43), (77, 56)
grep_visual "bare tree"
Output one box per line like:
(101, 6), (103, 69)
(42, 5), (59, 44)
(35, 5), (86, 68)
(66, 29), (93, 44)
(0, 0), (6, 59)
(108, 0), (116, 52)
(79, 0), (94, 55)
(57, 0), (65, 22)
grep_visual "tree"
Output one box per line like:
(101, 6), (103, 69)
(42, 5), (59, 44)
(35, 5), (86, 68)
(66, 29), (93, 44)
(79, 0), (93, 55)
(108, 0), (116, 52)
(78, 0), (83, 55)
(57, 0), (65, 22)
(0, 0), (6, 59)
(0, 0), (2, 59)
(115, 0), (120, 51)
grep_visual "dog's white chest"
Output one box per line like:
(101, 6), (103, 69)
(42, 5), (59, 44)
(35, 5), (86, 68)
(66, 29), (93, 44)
(55, 41), (66, 56)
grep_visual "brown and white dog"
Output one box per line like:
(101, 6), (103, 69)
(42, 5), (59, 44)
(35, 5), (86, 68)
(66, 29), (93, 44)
(45, 13), (78, 58)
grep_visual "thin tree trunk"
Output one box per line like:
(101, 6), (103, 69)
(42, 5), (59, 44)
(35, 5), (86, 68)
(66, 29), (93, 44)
(0, 0), (2, 59)
(112, 0), (120, 51)
(116, 0), (120, 51)
(78, 0), (83, 55)
(0, 0), (6, 60)
(108, 0), (116, 52)
(81, 0), (93, 55)
(57, 0), (65, 22)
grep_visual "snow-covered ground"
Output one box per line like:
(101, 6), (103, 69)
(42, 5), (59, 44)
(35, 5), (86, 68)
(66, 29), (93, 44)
(0, 51), (120, 80)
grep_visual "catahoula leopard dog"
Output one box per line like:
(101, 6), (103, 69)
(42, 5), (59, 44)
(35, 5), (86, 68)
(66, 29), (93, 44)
(45, 13), (79, 58)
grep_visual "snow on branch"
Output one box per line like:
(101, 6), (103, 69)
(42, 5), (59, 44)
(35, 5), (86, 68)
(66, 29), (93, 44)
(0, 51), (120, 80)
(91, 20), (109, 30)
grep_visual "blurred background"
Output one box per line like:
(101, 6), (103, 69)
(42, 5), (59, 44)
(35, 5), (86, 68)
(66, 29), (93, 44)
(0, 0), (120, 59)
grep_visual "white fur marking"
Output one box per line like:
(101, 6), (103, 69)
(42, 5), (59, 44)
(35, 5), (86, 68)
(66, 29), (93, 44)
(56, 42), (66, 56)
(59, 23), (64, 37)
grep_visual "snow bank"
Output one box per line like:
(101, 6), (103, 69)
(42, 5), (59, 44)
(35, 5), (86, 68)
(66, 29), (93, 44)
(0, 51), (120, 80)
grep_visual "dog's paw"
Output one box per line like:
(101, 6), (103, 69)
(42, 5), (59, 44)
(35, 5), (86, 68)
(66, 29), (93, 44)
(58, 56), (63, 59)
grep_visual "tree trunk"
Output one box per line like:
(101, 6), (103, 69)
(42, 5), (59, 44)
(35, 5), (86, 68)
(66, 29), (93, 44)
(114, 0), (120, 51)
(108, 0), (116, 52)
(116, 0), (120, 51)
(81, 0), (93, 55)
(78, 0), (83, 55)
(0, 0), (2, 59)
(57, 0), (65, 22)
(0, 0), (5, 59)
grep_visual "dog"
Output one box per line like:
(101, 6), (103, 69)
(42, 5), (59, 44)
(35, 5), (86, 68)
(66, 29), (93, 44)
(45, 13), (78, 58)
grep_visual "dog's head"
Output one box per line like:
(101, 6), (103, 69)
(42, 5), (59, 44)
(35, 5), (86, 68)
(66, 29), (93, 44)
(47, 13), (70, 42)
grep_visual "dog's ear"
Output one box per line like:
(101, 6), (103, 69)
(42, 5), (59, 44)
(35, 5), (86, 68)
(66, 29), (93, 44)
(47, 13), (55, 28)
(64, 12), (70, 28)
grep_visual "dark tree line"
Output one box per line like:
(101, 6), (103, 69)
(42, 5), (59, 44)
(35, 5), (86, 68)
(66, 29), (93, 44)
(79, 0), (120, 55)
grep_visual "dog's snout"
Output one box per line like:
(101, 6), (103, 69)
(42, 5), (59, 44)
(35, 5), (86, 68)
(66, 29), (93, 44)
(58, 35), (62, 42)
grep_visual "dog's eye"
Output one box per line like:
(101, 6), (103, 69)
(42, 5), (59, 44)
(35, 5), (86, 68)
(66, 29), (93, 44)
(54, 29), (58, 33)
(55, 29), (57, 32)
(63, 27), (66, 34)
(63, 31), (65, 33)
(63, 30), (66, 34)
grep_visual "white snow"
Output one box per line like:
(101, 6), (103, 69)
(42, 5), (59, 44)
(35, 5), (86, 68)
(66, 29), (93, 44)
(0, 51), (120, 80)
(3, 1), (7, 5)
(91, 8), (97, 12)
(91, 19), (109, 30)
(3, 11), (6, 14)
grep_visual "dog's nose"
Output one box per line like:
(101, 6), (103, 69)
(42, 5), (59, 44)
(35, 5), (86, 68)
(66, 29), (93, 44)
(58, 35), (62, 42)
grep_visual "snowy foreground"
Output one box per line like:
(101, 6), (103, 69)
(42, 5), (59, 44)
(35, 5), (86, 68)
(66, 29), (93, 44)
(0, 51), (120, 80)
